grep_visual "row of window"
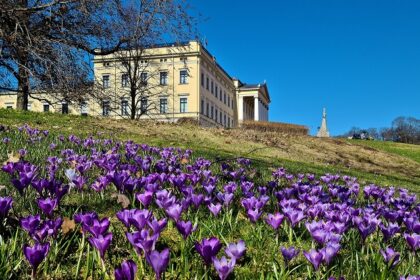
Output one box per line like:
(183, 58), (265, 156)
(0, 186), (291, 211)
(4, 97), (189, 116)
(102, 97), (187, 115)
(200, 72), (234, 109)
(102, 57), (187, 68)
(103, 70), (189, 88)
(200, 99), (232, 127)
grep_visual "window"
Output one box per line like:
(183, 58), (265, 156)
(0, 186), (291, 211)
(224, 114), (227, 126)
(228, 96), (230, 107)
(62, 103), (69, 114)
(121, 74), (129, 87)
(224, 92), (227, 104)
(5, 103), (13, 109)
(180, 97), (188, 113)
(140, 72), (148, 85)
(103, 62), (111, 67)
(228, 117), (231, 128)
(102, 100), (110, 116)
(206, 103), (209, 117)
(102, 75), (110, 88)
(27, 103), (32, 111)
(121, 100), (129, 116)
(160, 72), (168, 85)
(206, 77), (209, 90)
(43, 104), (49, 112)
(201, 100), (204, 114)
(201, 73), (204, 87)
(215, 109), (218, 122)
(220, 90), (223, 101)
(180, 70), (188, 84)
(140, 98), (148, 114)
(211, 106), (214, 119)
(220, 112), (222, 124)
(160, 98), (168, 114)
(215, 85), (218, 98)
(80, 101), (88, 116)
(211, 80), (214, 94)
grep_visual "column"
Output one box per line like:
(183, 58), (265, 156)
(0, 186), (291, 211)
(238, 95), (244, 122)
(254, 96), (259, 121)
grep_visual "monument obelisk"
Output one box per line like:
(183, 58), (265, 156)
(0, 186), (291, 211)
(317, 108), (330, 138)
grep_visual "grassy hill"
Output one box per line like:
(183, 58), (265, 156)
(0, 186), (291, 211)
(0, 108), (419, 193)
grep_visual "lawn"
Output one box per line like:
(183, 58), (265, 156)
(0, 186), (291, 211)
(346, 139), (420, 164)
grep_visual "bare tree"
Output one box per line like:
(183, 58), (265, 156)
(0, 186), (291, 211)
(89, 0), (196, 120)
(0, 0), (126, 110)
(392, 116), (420, 144)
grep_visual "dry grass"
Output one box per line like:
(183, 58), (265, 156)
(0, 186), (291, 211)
(87, 117), (420, 181)
(241, 120), (309, 135)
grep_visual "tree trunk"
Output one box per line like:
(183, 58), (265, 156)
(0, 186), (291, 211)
(16, 0), (30, 111)
(16, 63), (30, 111)
(130, 90), (136, 120)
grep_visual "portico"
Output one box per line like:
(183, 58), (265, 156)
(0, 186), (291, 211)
(234, 80), (270, 123)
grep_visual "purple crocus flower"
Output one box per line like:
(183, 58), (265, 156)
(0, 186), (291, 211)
(195, 237), (222, 265)
(115, 259), (137, 280)
(208, 203), (222, 217)
(321, 243), (341, 265)
(21, 215), (41, 234)
(310, 229), (329, 245)
(145, 248), (170, 280)
(191, 193), (204, 208)
(136, 191), (153, 208)
(1, 162), (15, 174)
(265, 213), (284, 230)
(212, 256), (236, 280)
(84, 217), (110, 238)
(380, 247), (400, 268)
(403, 217), (420, 233)
(88, 232), (112, 259)
(117, 209), (150, 231)
(280, 246), (300, 263)
(354, 216), (379, 241)
(126, 230), (158, 255)
(303, 249), (324, 270)
(284, 207), (305, 227)
(148, 218), (168, 234)
(165, 203), (183, 221)
(175, 220), (196, 239)
(0, 196), (13, 218)
(246, 208), (262, 223)
(37, 197), (58, 217)
(379, 223), (400, 242)
(225, 240), (246, 260)
(23, 242), (50, 272)
(74, 211), (98, 232)
(404, 233), (420, 251)
(31, 218), (62, 242)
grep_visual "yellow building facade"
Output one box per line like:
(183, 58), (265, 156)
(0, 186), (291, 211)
(0, 41), (270, 127)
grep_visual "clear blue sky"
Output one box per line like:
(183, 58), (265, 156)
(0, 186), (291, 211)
(190, 0), (420, 135)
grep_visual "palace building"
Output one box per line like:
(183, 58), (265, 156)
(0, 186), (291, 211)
(0, 41), (270, 127)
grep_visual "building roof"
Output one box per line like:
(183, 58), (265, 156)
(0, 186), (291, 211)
(237, 82), (271, 103)
(239, 84), (262, 89)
